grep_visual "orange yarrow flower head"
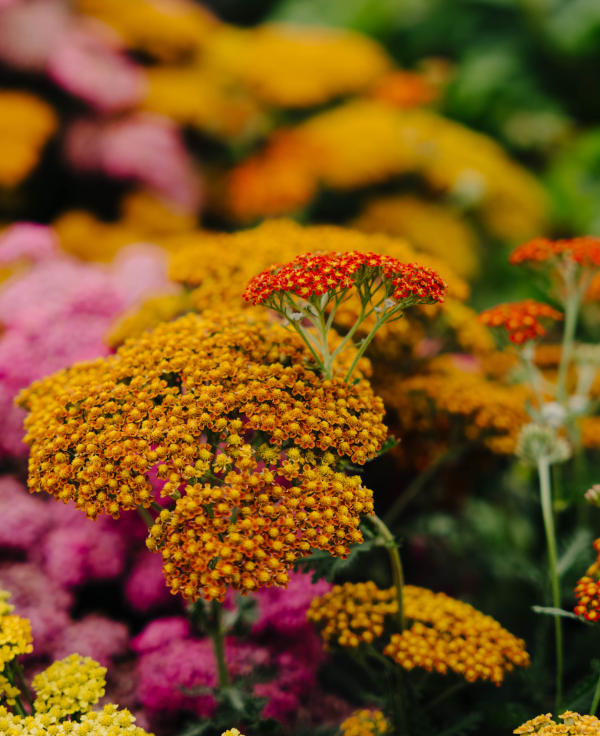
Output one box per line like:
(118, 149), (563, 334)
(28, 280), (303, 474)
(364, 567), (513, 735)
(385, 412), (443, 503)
(479, 300), (563, 345)
(513, 711), (600, 735)
(19, 310), (386, 602)
(574, 538), (600, 622)
(244, 251), (447, 380)
(308, 582), (529, 686)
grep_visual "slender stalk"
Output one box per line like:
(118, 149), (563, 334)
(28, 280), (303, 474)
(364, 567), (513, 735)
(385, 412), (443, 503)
(344, 313), (390, 382)
(590, 669), (600, 715)
(556, 280), (581, 404)
(5, 665), (27, 716)
(208, 600), (230, 689)
(13, 662), (34, 710)
(538, 458), (563, 710)
(137, 506), (155, 528)
(427, 680), (466, 709)
(370, 514), (405, 631)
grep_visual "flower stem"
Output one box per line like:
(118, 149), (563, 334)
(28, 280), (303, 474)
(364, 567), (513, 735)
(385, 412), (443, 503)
(371, 514), (405, 631)
(556, 280), (581, 404)
(137, 506), (155, 529)
(538, 458), (563, 710)
(208, 600), (230, 689)
(590, 668), (600, 715)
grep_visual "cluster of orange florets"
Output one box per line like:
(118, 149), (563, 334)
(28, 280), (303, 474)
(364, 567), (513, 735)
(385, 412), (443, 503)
(510, 236), (600, 268)
(573, 538), (600, 622)
(339, 709), (390, 736)
(243, 251), (447, 307)
(479, 300), (563, 344)
(19, 310), (386, 601)
(307, 581), (529, 686)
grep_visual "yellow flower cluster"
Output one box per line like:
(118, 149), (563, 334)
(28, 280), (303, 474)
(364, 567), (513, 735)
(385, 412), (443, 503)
(222, 729), (245, 736)
(513, 711), (600, 734)
(0, 592), (33, 668)
(0, 703), (153, 735)
(227, 100), (547, 240)
(352, 194), (479, 279)
(32, 654), (106, 719)
(339, 709), (390, 736)
(0, 92), (57, 188)
(77, 0), (216, 61)
(204, 24), (391, 109)
(0, 674), (21, 707)
(307, 581), (397, 648)
(385, 586), (530, 685)
(308, 582), (529, 686)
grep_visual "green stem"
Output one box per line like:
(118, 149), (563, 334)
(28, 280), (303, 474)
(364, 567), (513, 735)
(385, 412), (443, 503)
(137, 506), (155, 528)
(208, 601), (230, 689)
(344, 313), (390, 382)
(556, 283), (581, 404)
(5, 665), (27, 716)
(538, 458), (563, 710)
(13, 662), (34, 710)
(371, 514), (405, 631)
(427, 680), (466, 709)
(590, 669), (600, 715)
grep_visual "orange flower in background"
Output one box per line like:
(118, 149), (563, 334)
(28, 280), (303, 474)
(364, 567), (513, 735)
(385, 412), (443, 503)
(574, 538), (600, 622)
(479, 300), (563, 345)
(369, 70), (438, 108)
(510, 236), (600, 269)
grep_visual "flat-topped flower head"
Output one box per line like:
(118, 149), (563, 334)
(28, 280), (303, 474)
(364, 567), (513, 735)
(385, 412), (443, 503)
(244, 250), (446, 379)
(574, 538), (600, 622)
(19, 310), (386, 521)
(243, 251), (446, 307)
(32, 653), (106, 719)
(340, 709), (391, 736)
(479, 300), (563, 345)
(511, 236), (600, 269)
(308, 582), (529, 685)
(513, 711), (600, 734)
(0, 703), (154, 735)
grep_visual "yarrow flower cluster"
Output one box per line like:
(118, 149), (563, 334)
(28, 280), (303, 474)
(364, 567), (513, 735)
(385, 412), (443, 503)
(510, 236), (600, 268)
(32, 653), (106, 718)
(244, 250), (446, 380)
(513, 711), (600, 734)
(339, 709), (390, 736)
(574, 538), (600, 622)
(479, 300), (563, 345)
(307, 581), (396, 648)
(19, 310), (386, 601)
(0, 591), (33, 668)
(308, 582), (530, 686)
(0, 703), (153, 735)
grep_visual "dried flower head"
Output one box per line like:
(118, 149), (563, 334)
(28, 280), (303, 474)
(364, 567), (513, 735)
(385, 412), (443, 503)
(574, 538), (600, 622)
(585, 484), (600, 507)
(513, 711), (600, 734)
(479, 300), (563, 345)
(340, 709), (390, 736)
(516, 424), (571, 466)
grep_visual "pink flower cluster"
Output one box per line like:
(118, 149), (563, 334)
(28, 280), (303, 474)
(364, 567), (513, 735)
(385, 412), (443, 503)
(0, 223), (175, 457)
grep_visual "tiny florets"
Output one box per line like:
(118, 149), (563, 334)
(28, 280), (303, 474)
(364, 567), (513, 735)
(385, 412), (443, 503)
(339, 709), (390, 736)
(510, 236), (600, 268)
(32, 653), (106, 718)
(0, 591), (33, 668)
(513, 711), (600, 734)
(479, 300), (563, 344)
(574, 538), (600, 622)
(243, 251), (446, 307)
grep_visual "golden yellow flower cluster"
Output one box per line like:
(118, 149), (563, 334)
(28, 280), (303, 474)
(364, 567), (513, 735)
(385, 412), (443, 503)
(20, 311), (385, 599)
(513, 711), (600, 734)
(222, 730), (245, 736)
(339, 709), (390, 736)
(227, 100), (547, 240)
(32, 654), (106, 719)
(385, 586), (530, 685)
(77, 0), (216, 61)
(0, 674), (21, 707)
(307, 581), (397, 648)
(21, 310), (385, 516)
(0, 92), (58, 188)
(379, 356), (530, 456)
(0, 703), (153, 735)
(308, 582), (529, 686)
(352, 195), (479, 279)
(204, 25), (391, 109)
(0, 592), (33, 668)
(148, 462), (372, 601)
